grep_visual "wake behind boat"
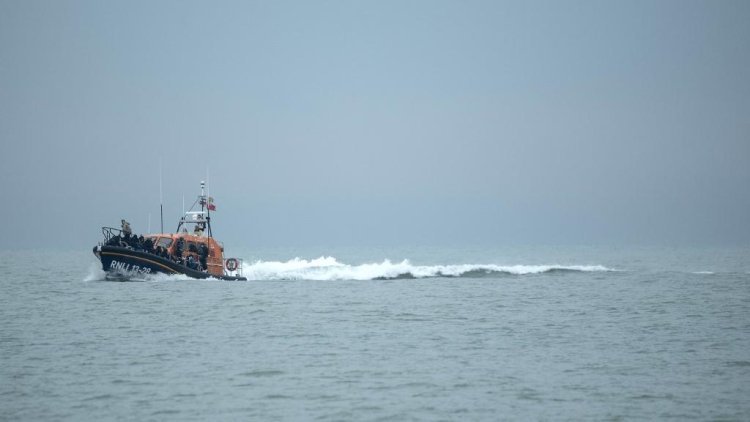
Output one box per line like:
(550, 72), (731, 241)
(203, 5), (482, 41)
(93, 181), (246, 281)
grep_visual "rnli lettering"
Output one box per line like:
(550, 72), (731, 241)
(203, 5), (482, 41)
(109, 260), (152, 275)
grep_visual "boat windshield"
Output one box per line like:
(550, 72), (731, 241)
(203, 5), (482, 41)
(156, 237), (173, 248)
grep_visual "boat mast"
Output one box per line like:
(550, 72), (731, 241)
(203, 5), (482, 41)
(206, 169), (212, 239)
(159, 159), (164, 234)
(200, 180), (205, 217)
(173, 181), (212, 236)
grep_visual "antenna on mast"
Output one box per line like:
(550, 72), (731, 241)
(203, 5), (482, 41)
(206, 167), (212, 238)
(159, 159), (164, 233)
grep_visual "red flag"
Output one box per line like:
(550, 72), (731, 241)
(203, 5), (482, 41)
(203, 196), (216, 211)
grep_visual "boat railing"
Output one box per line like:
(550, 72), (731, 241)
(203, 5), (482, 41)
(235, 259), (244, 278)
(101, 227), (124, 244)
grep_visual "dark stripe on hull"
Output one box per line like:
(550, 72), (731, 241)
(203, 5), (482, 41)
(95, 245), (246, 281)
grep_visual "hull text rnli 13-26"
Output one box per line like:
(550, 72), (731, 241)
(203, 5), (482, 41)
(93, 181), (247, 281)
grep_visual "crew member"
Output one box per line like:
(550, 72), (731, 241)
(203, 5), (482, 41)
(121, 219), (132, 236)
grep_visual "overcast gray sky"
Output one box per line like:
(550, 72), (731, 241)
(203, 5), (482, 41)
(1, 0), (748, 250)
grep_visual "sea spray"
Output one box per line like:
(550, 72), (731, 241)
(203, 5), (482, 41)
(241, 256), (614, 281)
(84, 262), (210, 282)
(84, 262), (107, 282)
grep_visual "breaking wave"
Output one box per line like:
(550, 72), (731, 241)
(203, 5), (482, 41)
(242, 256), (614, 281)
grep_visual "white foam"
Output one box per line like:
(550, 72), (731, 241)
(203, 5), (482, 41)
(84, 262), (107, 281)
(84, 261), (202, 282)
(241, 256), (613, 281)
(138, 272), (197, 282)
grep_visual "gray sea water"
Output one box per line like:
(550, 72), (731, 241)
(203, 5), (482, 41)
(2, 245), (749, 420)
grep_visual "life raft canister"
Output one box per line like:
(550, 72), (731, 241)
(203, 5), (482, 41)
(225, 258), (239, 272)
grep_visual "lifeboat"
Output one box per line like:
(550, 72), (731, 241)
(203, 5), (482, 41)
(93, 181), (247, 281)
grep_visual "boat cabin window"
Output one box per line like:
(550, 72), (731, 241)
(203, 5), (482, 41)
(156, 237), (173, 248)
(187, 241), (202, 253)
